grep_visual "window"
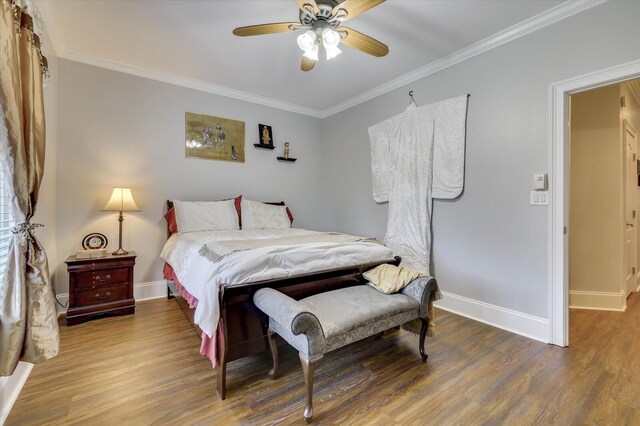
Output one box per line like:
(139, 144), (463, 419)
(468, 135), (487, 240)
(0, 167), (13, 279)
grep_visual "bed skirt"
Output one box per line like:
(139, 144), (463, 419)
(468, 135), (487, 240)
(163, 263), (222, 367)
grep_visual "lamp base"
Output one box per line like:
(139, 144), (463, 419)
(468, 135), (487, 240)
(112, 248), (129, 256)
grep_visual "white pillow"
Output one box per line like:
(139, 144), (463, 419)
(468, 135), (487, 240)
(173, 199), (239, 233)
(241, 199), (291, 230)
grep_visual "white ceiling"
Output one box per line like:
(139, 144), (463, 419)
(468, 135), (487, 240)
(39, 0), (575, 114)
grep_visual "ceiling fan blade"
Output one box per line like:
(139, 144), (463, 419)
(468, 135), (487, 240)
(332, 0), (385, 21)
(233, 22), (299, 37)
(295, 0), (319, 14)
(340, 27), (389, 57)
(301, 56), (316, 72)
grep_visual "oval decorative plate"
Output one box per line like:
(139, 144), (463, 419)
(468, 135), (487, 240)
(82, 233), (108, 250)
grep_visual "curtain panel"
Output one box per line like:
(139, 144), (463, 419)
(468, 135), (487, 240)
(0, 0), (59, 376)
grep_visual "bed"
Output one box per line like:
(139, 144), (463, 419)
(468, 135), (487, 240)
(161, 199), (402, 399)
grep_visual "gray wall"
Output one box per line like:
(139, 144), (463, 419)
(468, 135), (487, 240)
(51, 1), (640, 320)
(320, 1), (640, 319)
(55, 60), (329, 292)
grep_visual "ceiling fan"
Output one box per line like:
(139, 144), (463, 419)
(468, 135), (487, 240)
(232, 0), (389, 72)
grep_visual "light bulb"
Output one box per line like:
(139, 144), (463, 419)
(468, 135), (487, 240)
(326, 45), (342, 60)
(297, 30), (317, 52)
(303, 43), (319, 61)
(322, 28), (341, 48)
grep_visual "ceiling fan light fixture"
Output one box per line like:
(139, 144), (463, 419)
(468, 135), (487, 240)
(325, 45), (342, 60)
(321, 28), (341, 48)
(303, 42), (319, 61)
(297, 30), (317, 52)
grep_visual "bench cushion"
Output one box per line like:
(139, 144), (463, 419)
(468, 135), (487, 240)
(300, 286), (420, 353)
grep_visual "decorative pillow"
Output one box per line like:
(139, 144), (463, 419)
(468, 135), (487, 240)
(241, 198), (292, 230)
(164, 208), (178, 234)
(284, 206), (294, 224)
(363, 264), (427, 294)
(230, 195), (243, 225)
(173, 199), (240, 232)
(165, 196), (242, 233)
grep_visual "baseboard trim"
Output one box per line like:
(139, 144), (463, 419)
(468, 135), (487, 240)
(569, 289), (627, 312)
(434, 291), (549, 343)
(0, 361), (33, 425)
(56, 280), (167, 316)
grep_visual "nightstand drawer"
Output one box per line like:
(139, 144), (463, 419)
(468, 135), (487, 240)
(74, 283), (129, 307)
(75, 267), (130, 288)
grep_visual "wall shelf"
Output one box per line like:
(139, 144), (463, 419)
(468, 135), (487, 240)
(254, 143), (275, 150)
(277, 157), (297, 163)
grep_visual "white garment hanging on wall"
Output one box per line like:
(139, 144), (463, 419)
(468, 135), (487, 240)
(368, 95), (468, 273)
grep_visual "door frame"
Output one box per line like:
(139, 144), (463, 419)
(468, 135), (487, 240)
(623, 119), (638, 297)
(549, 58), (640, 347)
(620, 115), (640, 299)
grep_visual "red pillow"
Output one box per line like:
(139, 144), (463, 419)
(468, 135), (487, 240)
(165, 195), (242, 234)
(285, 207), (294, 224)
(164, 208), (178, 234)
(229, 195), (242, 226)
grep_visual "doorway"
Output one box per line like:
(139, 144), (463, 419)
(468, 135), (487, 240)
(568, 83), (640, 313)
(549, 59), (640, 347)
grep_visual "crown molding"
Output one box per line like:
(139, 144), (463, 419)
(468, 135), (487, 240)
(41, 0), (605, 119)
(57, 47), (325, 118)
(319, 0), (606, 118)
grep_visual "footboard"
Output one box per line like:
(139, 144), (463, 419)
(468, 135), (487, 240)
(215, 256), (401, 399)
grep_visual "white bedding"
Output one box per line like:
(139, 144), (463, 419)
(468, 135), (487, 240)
(160, 228), (394, 337)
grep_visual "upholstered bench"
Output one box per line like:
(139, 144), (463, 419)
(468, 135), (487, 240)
(253, 277), (438, 422)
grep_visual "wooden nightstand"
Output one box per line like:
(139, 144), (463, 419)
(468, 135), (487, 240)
(65, 252), (136, 325)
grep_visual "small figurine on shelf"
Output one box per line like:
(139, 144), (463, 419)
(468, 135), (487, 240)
(283, 142), (290, 159)
(262, 126), (271, 145)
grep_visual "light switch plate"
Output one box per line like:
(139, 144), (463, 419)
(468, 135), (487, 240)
(533, 173), (547, 190)
(530, 190), (549, 206)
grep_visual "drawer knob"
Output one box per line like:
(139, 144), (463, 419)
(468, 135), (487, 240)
(95, 274), (111, 282)
(95, 291), (111, 300)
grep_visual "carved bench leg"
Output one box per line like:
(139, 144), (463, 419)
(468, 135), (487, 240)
(419, 316), (430, 363)
(267, 328), (279, 379)
(300, 353), (322, 423)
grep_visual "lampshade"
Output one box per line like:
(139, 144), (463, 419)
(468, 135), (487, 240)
(326, 45), (342, 60)
(303, 42), (319, 61)
(102, 187), (140, 212)
(321, 28), (340, 48)
(297, 30), (316, 52)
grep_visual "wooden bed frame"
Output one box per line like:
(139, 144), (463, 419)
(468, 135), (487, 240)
(165, 200), (401, 399)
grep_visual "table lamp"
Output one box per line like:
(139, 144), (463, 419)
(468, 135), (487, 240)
(102, 187), (140, 255)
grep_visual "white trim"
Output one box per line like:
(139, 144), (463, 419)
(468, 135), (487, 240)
(38, 0), (604, 119)
(0, 362), (33, 425)
(435, 291), (549, 343)
(58, 48), (325, 118)
(133, 280), (168, 301)
(55, 280), (168, 316)
(322, 0), (605, 118)
(569, 290), (627, 311)
(549, 58), (640, 347)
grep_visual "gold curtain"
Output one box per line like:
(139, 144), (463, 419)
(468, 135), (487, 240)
(0, 0), (59, 376)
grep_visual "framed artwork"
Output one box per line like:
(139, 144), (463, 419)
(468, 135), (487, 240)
(185, 112), (245, 162)
(258, 124), (273, 147)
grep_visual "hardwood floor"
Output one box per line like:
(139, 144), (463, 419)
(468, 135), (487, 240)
(7, 294), (640, 425)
